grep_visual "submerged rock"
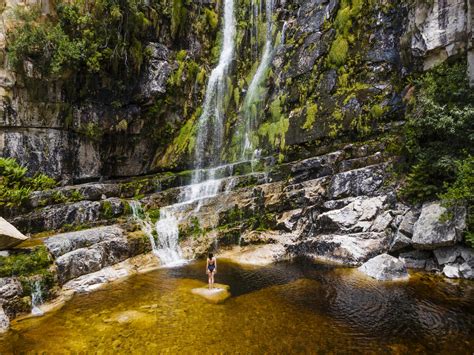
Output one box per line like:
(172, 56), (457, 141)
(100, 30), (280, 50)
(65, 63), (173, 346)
(0, 217), (28, 249)
(191, 284), (231, 304)
(358, 254), (409, 281)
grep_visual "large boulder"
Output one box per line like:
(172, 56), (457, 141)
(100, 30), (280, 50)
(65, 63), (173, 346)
(55, 238), (130, 284)
(288, 232), (391, 266)
(358, 254), (409, 281)
(0, 217), (28, 249)
(412, 202), (465, 249)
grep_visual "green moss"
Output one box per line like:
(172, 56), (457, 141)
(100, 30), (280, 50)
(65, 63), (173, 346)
(302, 103), (318, 130)
(328, 36), (348, 67)
(204, 8), (219, 30)
(0, 246), (52, 278)
(100, 200), (114, 219)
(369, 104), (385, 119)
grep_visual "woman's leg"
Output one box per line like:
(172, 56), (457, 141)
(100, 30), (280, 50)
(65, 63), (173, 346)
(207, 271), (211, 289)
(211, 271), (215, 288)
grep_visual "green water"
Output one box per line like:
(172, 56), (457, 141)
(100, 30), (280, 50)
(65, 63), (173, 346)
(1, 260), (473, 353)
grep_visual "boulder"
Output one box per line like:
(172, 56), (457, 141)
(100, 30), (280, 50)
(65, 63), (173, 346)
(442, 264), (461, 279)
(358, 254), (409, 281)
(55, 238), (130, 284)
(288, 232), (391, 266)
(0, 217), (28, 249)
(191, 284), (231, 303)
(412, 202), (465, 250)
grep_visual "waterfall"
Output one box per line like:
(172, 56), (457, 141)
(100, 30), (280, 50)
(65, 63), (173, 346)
(31, 280), (44, 316)
(192, 0), (236, 177)
(130, 201), (185, 266)
(240, 0), (275, 160)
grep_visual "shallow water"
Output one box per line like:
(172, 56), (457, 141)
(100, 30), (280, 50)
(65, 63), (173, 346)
(1, 260), (473, 353)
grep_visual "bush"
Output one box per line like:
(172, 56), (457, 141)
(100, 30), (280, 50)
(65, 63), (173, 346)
(401, 60), (474, 203)
(7, 0), (153, 77)
(0, 158), (56, 208)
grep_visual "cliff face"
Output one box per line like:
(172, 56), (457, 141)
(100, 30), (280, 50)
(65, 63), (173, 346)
(0, 0), (471, 183)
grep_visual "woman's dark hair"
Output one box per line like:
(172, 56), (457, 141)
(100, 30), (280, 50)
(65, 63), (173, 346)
(208, 253), (213, 260)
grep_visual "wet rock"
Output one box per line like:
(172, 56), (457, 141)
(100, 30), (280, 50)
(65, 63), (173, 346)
(0, 307), (9, 333)
(191, 283), (231, 303)
(138, 43), (172, 103)
(399, 250), (433, 269)
(442, 264), (461, 279)
(0, 217), (28, 249)
(44, 225), (125, 258)
(412, 202), (466, 250)
(0, 277), (23, 301)
(359, 254), (409, 281)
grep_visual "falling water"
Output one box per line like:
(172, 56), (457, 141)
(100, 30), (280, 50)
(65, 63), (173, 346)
(31, 280), (44, 316)
(240, 0), (275, 160)
(192, 0), (236, 178)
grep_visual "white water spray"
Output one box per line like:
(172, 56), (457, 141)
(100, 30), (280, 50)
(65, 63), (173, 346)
(31, 280), (44, 316)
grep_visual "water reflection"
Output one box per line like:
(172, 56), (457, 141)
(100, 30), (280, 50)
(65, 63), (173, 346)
(1, 260), (473, 353)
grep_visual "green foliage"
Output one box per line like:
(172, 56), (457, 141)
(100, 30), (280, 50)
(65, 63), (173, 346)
(439, 157), (474, 246)
(401, 60), (474, 203)
(0, 158), (56, 208)
(0, 246), (52, 278)
(258, 95), (289, 150)
(100, 200), (114, 219)
(7, 0), (153, 76)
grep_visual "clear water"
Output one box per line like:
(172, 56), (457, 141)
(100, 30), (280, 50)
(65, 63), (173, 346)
(3, 260), (473, 353)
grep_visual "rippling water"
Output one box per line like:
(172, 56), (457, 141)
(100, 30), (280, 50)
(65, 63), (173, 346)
(1, 260), (473, 353)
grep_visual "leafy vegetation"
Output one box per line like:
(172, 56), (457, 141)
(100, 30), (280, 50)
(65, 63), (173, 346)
(0, 158), (56, 208)
(7, 1), (153, 77)
(400, 60), (473, 243)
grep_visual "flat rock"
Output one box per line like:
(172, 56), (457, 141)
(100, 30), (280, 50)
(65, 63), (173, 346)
(191, 284), (231, 303)
(358, 253), (409, 281)
(0, 217), (28, 249)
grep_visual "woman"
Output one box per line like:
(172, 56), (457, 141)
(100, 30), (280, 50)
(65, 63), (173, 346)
(206, 253), (217, 289)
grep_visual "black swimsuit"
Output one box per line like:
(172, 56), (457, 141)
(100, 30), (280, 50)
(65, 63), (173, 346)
(208, 259), (215, 272)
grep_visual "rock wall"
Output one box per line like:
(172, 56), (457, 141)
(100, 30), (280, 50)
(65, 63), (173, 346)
(0, 0), (471, 181)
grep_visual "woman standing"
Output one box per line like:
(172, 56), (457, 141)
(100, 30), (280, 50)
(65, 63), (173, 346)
(206, 253), (217, 289)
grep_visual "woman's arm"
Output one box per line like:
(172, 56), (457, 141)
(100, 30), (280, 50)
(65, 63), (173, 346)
(214, 258), (217, 273)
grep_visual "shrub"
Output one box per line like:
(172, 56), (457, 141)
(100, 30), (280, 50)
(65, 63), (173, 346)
(0, 158), (56, 208)
(0, 246), (52, 278)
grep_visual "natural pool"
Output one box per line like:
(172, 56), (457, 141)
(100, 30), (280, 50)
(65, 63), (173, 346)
(1, 260), (473, 353)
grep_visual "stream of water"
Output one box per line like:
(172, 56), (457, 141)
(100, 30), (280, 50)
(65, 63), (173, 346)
(3, 260), (473, 353)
